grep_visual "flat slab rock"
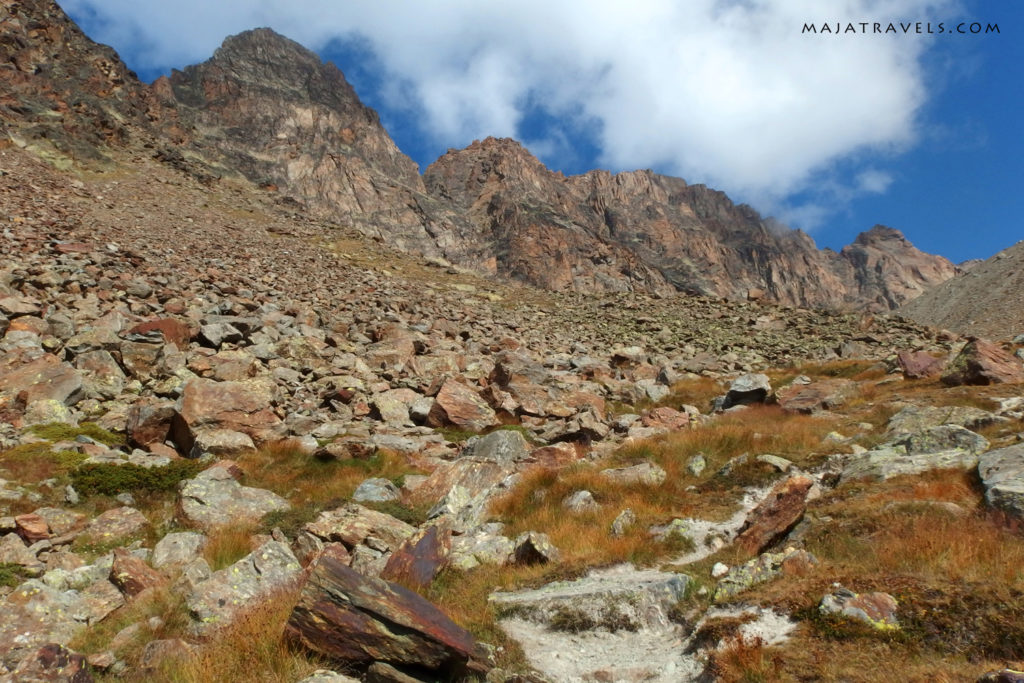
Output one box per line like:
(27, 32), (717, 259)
(179, 464), (290, 530)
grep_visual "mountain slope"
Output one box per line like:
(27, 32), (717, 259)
(899, 240), (1024, 339)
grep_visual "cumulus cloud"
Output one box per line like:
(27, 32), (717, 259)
(59, 0), (960, 225)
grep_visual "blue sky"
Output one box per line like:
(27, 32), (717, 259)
(59, 1), (1022, 263)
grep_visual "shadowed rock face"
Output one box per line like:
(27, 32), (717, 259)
(1, 4), (958, 310)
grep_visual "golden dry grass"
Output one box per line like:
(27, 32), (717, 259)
(159, 586), (321, 683)
(233, 440), (423, 510)
(202, 523), (259, 571)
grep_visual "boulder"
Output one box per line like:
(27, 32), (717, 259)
(81, 507), (149, 544)
(896, 350), (944, 379)
(152, 531), (207, 569)
(179, 378), (280, 442)
(409, 459), (517, 532)
(511, 531), (560, 565)
(841, 425), (989, 482)
(978, 443), (1024, 520)
(886, 404), (1003, 435)
(304, 504), (416, 554)
(179, 465), (290, 530)
(941, 338), (1024, 386)
(460, 429), (530, 463)
(352, 478), (402, 504)
(5, 643), (92, 683)
(0, 354), (83, 407)
(426, 379), (497, 432)
(186, 541), (303, 635)
(723, 373), (772, 408)
(285, 556), (481, 679)
(110, 548), (167, 597)
(600, 462), (666, 487)
(776, 379), (855, 414)
(714, 549), (817, 602)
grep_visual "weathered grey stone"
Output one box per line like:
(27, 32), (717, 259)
(562, 490), (600, 513)
(186, 541), (302, 634)
(819, 585), (899, 630)
(460, 429), (531, 463)
(979, 443), (1024, 520)
(714, 549), (818, 602)
(179, 465), (290, 530)
(723, 373), (771, 408)
(152, 532), (207, 570)
(600, 462), (666, 487)
(842, 425), (990, 482)
(352, 477), (402, 503)
(512, 531), (560, 565)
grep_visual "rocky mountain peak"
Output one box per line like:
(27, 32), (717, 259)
(852, 224), (909, 246)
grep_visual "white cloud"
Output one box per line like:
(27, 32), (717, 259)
(58, 0), (960, 224)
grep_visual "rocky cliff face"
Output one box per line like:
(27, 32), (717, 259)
(0, 2), (958, 311)
(0, 0), (157, 164)
(425, 138), (957, 309)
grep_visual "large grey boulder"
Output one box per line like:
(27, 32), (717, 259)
(723, 373), (772, 409)
(179, 465), (290, 530)
(841, 425), (989, 482)
(460, 429), (530, 463)
(186, 541), (303, 635)
(979, 443), (1024, 520)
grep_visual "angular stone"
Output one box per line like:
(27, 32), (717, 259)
(942, 338), (1024, 386)
(819, 585), (899, 630)
(460, 429), (530, 463)
(450, 528), (514, 570)
(526, 442), (579, 469)
(600, 462), (666, 487)
(75, 350), (125, 400)
(199, 322), (244, 348)
(186, 541), (303, 635)
(735, 476), (813, 554)
(110, 548), (167, 598)
(192, 427), (256, 456)
(179, 378), (280, 441)
(776, 378), (855, 414)
(372, 388), (419, 426)
(610, 508), (636, 537)
(641, 406), (692, 431)
(352, 477), (401, 504)
(125, 318), (193, 350)
(179, 465), (290, 530)
(724, 373), (772, 408)
(886, 404), (1003, 435)
(285, 556), (479, 677)
(6, 643), (92, 683)
(15, 513), (50, 544)
(152, 531), (207, 569)
(714, 549), (818, 602)
(979, 443), (1024, 521)
(562, 490), (600, 513)
(897, 350), (944, 379)
(0, 532), (43, 574)
(426, 379), (497, 432)
(511, 531), (560, 565)
(380, 525), (452, 589)
(0, 354), (83, 407)
(82, 507), (149, 544)
(304, 504), (416, 552)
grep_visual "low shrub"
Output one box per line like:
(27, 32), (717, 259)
(70, 460), (204, 496)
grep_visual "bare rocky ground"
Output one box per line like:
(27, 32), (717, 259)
(1, 143), (1024, 682)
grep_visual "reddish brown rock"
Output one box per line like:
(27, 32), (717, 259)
(110, 548), (168, 598)
(526, 442), (580, 469)
(776, 379), (856, 414)
(179, 378), (281, 441)
(7, 643), (92, 683)
(897, 350), (944, 379)
(380, 525), (452, 590)
(286, 556), (481, 679)
(125, 318), (193, 350)
(15, 513), (50, 544)
(736, 475), (813, 554)
(0, 354), (83, 406)
(125, 398), (183, 449)
(426, 379), (497, 432)
(641, 406), (692, 431)
(941, 338), (1024, 386)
